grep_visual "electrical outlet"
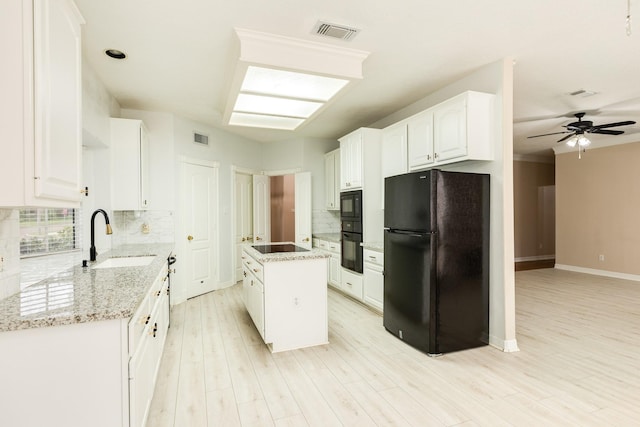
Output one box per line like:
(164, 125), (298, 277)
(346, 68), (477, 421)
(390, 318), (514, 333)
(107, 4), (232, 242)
(598, 254), (605, 262)
(141, 223), (150, 234)
(0, 256), (4, 272)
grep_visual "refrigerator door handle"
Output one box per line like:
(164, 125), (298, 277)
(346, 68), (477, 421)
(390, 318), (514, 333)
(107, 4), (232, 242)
(385, 229), (435, 237)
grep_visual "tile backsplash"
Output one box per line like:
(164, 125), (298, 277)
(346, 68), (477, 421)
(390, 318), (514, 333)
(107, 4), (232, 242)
(312, 209), (340, 234)
(0, 209), (21, 299)
(112, 210), (175, 246)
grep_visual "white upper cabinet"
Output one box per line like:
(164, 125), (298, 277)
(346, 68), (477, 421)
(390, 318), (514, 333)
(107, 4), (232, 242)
(407, 109), (435, 170)
(324, 148), (340, 210)
(381, 90), (495, 177)
(339, 131), (363, 190)
(382, 121), (408, 179)
(433, 91), (495, 164)
(111, 118), (150, 210)
(339, 127), (382, 193)
(0, 0), (84, 207)
(339, 127), (383, 241)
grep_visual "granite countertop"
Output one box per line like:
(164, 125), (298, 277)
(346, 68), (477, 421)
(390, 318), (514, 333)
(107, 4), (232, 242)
(244, 244), (329, 263)
(361, 242), (384, 252)
(0, 243), (174, 333)
(313, 233), (341, 243)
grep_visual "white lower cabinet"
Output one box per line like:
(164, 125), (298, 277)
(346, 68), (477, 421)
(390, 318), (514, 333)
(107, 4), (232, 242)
(341, 268), (364, 300)
(128, 265), (170, 427)
(243, 259), (265, 339)
(363, 249), (384, 312)
(313, 238), (341, 288)
(0, 260), (170, 427)
(329, 254), (341, 287)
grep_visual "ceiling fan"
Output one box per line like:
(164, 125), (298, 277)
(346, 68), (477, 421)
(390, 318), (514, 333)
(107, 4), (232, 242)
(527, 112), (637, 143)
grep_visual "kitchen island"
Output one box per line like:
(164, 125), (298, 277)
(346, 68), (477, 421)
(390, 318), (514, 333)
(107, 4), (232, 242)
(242, 243), (329, 353)
(0, 244), (174, 427)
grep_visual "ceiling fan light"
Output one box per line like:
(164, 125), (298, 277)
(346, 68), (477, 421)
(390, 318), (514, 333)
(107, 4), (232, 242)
(578, 135), (591, 147)
(565, 136), (578, 147)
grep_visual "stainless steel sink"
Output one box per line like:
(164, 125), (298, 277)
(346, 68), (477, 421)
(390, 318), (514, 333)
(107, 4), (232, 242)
(92, 256), (155, 269)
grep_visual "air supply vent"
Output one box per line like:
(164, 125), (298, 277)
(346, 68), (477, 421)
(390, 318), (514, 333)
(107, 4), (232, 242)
(193, 132), (209, 146)
(568, 89), (598, 98)
(313, 21), (360, 41)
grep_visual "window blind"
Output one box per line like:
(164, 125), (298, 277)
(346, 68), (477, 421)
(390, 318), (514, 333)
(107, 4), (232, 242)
(19, 208), (81, 257)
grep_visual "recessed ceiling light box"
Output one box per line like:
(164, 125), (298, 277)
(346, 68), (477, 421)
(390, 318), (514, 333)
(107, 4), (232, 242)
(225, 28), (370, 130)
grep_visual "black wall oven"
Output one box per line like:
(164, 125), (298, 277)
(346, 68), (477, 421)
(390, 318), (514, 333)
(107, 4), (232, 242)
(340, 190), (363, 273)
(341, 231), (363, 273)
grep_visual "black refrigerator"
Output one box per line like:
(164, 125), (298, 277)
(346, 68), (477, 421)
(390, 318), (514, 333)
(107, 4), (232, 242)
(383, 169), (490, 356)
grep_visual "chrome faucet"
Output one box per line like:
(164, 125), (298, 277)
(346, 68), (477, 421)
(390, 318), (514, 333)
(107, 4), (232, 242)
(90, 209), (113, 262)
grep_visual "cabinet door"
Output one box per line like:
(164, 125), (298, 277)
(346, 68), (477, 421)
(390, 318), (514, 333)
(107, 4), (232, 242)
(139, 126), (150, 208)
(408, 110), (434, 170)
(363, 266), (384, 312)
(340, 133), (363, 190)
(242, 263), (251, 307)
(434, 96), (467, 162)
(129, 332), (153, 427)
(339, 137), (351, 190)
(252, 174), (270, 243)
(324, 150), (340, 210)
(33, 0), (83, 203)
(382, 123), (408, 179)
(111, 119), (149, 210)
(295, 172), (312, 249)
(329, 254), (341, 287)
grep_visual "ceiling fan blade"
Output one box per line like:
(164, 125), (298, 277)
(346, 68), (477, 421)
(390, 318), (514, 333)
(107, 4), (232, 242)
(591, 129), (625, 135)
(557, 133), (576, 143)
(591, 120), (637, 129)
(527, 131), (571, 139)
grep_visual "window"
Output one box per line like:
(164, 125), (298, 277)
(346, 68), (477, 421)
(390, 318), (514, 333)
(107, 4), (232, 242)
(20, 208), (80, 257)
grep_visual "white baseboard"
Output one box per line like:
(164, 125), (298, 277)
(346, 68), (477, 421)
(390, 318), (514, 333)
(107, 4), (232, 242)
(489, 336), (520, 352)
(515, 255), (555, 262)
(554, 264), (640, 282)
(216, 280), (235, 290)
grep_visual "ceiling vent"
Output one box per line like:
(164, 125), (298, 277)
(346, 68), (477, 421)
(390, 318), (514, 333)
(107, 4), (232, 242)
(313, 21), (360, 41)
(568, 89), (598, 98)
(193, 132), (209, 146)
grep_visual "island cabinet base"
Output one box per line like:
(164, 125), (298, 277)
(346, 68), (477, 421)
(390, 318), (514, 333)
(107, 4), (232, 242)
(263, 258), (328, 353)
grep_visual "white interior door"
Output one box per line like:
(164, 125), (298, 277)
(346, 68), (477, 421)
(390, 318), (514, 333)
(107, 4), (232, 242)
(235, 172), (253, 282)
(183, 161), (218, 299)
(295, 172), (312, 249)
(253, 174), (270, 244)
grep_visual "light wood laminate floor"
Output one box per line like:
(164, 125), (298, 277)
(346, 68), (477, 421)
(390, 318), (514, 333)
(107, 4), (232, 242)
(147, 269), (640, 426)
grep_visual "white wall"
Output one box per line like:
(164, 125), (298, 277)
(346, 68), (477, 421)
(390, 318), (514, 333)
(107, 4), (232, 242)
(368, 58), (517, 352)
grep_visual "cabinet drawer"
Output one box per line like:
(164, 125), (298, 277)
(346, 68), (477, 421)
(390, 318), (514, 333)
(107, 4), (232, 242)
(243, 254), (264, 283)
(341, 268), (363, 300)
(363, 249), (383, 266)
(318, 240), (329, 250)
(327, 241), (340, 253)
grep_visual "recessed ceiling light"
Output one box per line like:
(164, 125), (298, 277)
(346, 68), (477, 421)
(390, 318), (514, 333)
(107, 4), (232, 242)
(105, 49), (126, 59)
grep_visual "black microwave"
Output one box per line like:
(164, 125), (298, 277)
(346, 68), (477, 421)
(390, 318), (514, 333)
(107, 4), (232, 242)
(340, 190), (362, 221)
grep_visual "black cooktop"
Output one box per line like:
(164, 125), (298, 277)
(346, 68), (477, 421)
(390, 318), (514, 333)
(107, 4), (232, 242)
(252, 244), (309, 254)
